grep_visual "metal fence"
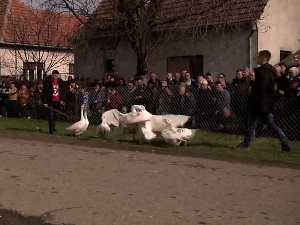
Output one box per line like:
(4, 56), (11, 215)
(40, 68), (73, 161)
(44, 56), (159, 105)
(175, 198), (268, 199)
(3, 85), (300, 141)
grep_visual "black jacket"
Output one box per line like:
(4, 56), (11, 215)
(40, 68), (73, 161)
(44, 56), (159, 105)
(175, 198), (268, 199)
(42, 76), (66, 105)
(275, 75), (289, 92)
(248, 63), (275, 116)
(232, 77), (247, 86)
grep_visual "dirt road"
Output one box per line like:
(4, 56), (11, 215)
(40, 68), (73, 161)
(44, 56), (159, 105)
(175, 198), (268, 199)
(0, 136), (299, 225)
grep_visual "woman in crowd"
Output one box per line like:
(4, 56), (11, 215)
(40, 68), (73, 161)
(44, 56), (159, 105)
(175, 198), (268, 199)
(7, 81), (19, 118)
(18, 84), (31, 118)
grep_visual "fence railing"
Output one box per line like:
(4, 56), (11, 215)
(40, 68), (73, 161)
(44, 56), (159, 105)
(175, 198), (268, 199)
(3, 85), (300, 140)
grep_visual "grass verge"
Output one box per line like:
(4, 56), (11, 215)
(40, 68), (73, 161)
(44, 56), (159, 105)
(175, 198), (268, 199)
(0, 117), (300, 164)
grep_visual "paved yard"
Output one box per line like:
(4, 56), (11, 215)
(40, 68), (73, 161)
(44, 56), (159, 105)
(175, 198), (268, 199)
(0, 136), (299, 225)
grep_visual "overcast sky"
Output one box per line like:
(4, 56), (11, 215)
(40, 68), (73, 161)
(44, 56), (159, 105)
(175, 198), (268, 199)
(21, 0), (39, 7)
(20, 0), (98, 14)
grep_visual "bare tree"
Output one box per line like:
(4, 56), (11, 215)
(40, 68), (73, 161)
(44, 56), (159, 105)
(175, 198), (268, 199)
(39, 0), (268, 76)
(1, 2), (80, 79)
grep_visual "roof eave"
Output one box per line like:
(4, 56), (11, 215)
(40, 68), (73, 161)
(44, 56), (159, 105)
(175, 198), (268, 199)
(0, 41), (74, 52)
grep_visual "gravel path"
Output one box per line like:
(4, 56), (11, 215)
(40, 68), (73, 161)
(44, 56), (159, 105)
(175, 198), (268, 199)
(0, 136), (299, 225)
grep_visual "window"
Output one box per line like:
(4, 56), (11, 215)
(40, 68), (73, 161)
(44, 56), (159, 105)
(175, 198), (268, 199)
(104, 59), (114, 73)
(280, 50), (292, 61)
(23, 62), (45, 81)
(69, 63), (75, 74)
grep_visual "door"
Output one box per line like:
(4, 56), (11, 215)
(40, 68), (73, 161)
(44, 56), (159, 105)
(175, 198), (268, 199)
(189, 55), (203, 79)
(166, 56), (190, 74)
(166, 55), (203, 78)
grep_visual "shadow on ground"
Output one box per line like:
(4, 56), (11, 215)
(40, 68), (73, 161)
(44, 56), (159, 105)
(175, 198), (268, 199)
(0, 208), (73, 225)
(1, 130), (300, 170)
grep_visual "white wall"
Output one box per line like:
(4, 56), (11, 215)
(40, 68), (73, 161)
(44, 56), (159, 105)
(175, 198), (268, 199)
(0, 46), (74, 79)
(257, 0), (300, 64)
(75, 28), (252, 82)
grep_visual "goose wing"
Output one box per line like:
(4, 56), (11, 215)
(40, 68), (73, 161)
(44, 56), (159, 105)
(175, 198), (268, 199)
(141, 127), (157, 140)
(161, 129), (182, 145)
(66, 121), (85, 131)
(102, 109), (120, 127)
(161, 115), (190, 127)
(127, 111), (152, 124)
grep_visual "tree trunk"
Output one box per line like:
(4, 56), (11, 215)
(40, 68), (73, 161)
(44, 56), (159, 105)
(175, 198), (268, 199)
(136, 54), (148, 77)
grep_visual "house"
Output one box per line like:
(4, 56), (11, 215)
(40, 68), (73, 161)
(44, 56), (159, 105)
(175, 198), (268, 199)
(0, 0), (81, 81)
(279, 50), (300, 67)
(74, 0), (300, 81)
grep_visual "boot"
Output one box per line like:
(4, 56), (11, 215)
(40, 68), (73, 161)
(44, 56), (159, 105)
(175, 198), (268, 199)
(52, 121), (57, 132)
(49, 120), (53, 134)
(282, 141), (291, 152)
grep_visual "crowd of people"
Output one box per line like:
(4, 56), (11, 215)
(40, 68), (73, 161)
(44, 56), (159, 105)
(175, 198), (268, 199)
(0, 61), (300, 139)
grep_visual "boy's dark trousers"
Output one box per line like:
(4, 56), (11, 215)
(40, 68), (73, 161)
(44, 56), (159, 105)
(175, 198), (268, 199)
(48, 101), (60, 134)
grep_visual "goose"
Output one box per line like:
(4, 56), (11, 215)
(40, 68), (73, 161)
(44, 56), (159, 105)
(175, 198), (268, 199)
(161, 119), (185, 146)
(66, 104), (88, 137)
(133, 108), (190, 144)
(98, 105), (190, 143)
(83, 105), (89, 130)
(161, 119), (197, 146)
(98, 105), (148, 140)
(175, 128), (197, 143)
(96, 117), (111, 137)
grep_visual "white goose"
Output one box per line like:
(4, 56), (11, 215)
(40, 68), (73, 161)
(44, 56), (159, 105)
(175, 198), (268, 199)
(83, 105), (89, 130)
(161, 119), (184, 146)
(96, 117), (111, 137)
(66, 104), (88, 137)
(161, 119), (197, 146)
(98, 105), (190, 143)
(98, 105), (148, 140)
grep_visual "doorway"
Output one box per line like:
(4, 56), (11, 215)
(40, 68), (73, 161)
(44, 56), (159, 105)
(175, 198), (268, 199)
(166, 55), (203, 79)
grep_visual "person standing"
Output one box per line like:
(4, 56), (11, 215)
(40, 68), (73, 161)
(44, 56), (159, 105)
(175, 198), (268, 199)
(236, 50), (291, 152)
(42, 70), (66, 134)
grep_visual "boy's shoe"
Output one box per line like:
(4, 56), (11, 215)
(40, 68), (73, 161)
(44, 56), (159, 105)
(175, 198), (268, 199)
(282, 142), (291, 152)
(235, 142), (249, 151)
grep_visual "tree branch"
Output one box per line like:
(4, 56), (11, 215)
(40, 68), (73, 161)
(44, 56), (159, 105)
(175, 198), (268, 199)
(61, 0), (86, 24)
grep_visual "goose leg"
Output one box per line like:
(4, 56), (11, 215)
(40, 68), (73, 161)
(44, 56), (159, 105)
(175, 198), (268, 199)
(176, 140), (181, 147)
(113, 129), (118, 141)
(139, 138), (143, 145)
(183, 140), (188, 146)
(129, 133), (135, 141)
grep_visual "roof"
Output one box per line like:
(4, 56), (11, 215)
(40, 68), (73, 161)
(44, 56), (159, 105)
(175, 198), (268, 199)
(83, 0), (268, 37)
(279, 50), (300, 67)
(0, 0), (9, 37)
(0, 0), (82, 48)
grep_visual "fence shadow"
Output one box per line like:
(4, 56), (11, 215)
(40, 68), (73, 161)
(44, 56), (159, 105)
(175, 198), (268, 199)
(5, 127), (44, 133)
(187, 141), (234, 149)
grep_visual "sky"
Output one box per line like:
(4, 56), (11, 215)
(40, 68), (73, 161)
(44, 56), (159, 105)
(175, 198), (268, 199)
(21, 0), (40, 7)
(20, 0), (98, 14)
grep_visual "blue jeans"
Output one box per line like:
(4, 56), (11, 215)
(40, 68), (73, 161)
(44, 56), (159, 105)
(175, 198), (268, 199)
(48, 102), (60, 132)
(244, 113), (288, 147)
(1, 106), (7, 117)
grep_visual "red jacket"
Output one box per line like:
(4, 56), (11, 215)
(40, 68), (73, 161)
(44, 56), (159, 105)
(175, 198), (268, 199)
(108, 94), (121, 109)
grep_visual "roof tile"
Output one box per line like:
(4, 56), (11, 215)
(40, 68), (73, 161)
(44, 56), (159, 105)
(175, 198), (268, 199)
(84, 0), (268, 37)
(0, 0), (82, 47)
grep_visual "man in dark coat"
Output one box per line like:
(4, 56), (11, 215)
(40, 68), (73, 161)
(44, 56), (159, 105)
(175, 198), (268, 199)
(42, 70), (66, 134)
(236, 50), (291, 152)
